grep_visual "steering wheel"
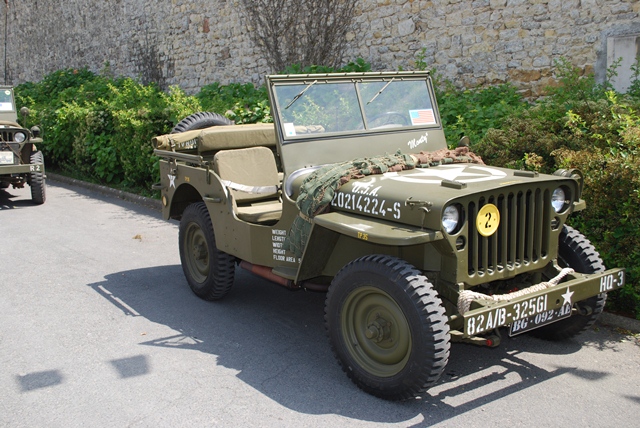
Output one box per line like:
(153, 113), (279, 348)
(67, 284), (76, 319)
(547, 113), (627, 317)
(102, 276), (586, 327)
(368, 111), (411, 128)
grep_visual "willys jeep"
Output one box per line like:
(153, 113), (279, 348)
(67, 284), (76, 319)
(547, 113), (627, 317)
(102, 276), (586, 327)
(0, 86), (46, 204)
(153, 71), (625, 400)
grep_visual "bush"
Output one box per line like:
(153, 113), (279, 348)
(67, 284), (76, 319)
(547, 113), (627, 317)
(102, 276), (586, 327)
(436, 81), (529, 147)
(15, 68), (200, 193)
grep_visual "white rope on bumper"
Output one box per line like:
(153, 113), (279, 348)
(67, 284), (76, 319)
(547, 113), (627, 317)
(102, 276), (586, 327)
(457, 267), (575, 315)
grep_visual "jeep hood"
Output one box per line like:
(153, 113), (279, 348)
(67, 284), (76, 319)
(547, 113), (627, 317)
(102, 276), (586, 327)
(0, 120), (21, 128)
(329, 163), (580, 231)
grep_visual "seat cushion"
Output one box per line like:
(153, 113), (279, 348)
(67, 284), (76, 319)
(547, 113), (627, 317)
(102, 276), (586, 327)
(236, 201), (283, 224)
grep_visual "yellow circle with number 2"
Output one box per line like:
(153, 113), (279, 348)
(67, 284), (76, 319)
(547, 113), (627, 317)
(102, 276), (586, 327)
(476, 203), (500, 237)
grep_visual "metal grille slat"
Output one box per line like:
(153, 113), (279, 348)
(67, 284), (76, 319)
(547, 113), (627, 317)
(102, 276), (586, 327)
(508, 194), (516, 266)
(469, 202), (478, 275)
(489, 196), (498, 272)
(534, 189), (544, 260)
(526, 190), (535, 263)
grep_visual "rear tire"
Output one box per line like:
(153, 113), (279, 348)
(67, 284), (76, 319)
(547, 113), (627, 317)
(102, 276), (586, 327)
(325, 255), (450, 400)
(171, 112), (233, 134)
(29, 151), (46, 205)
(179, 202), (235, 300)
(530, 225), (606, 340)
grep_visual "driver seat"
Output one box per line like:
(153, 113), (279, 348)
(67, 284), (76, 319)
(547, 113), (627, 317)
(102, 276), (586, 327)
(213, 147), (282, 224)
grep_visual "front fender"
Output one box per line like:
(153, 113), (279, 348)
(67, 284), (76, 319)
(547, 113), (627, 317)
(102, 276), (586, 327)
(296, 211), (443, 282)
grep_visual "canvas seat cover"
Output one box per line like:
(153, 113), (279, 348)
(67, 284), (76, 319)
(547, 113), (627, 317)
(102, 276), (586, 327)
(213, 147), (282, 223)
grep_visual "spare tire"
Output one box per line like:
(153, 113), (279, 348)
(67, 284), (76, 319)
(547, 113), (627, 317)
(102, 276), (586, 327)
(171, 112), (234, 134)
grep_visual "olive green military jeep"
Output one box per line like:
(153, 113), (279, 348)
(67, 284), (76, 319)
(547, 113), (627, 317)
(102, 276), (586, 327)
(0, 86), (46, 204)
(153, 72), (625, 400)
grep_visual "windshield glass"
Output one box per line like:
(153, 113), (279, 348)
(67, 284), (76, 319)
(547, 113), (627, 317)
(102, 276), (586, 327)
(0, 89), (15, 112)
(359, 80), (435, 128)
(273, 77), (437, 141)
(276, 82), (364, 136)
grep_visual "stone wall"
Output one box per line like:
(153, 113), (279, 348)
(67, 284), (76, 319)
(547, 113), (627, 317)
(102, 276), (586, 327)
(349, 0), (640, 95)
(1, 0), (639, 96)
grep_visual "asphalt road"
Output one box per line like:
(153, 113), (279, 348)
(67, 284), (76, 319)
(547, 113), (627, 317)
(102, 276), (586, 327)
(1, 180), (639, 428)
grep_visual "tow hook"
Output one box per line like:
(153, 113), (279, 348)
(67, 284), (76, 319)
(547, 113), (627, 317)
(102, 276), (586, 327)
(577, 304), (593, 316)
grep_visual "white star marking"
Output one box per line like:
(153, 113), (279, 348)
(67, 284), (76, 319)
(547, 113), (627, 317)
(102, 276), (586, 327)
(382, 164), (507, 184)
(168, 174), (176, 188)
(561, 287), (574, 306)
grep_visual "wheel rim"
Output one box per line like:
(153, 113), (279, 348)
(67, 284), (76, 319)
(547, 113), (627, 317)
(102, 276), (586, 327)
(184, 222), (209, 283)
(341, 285), (412, 377)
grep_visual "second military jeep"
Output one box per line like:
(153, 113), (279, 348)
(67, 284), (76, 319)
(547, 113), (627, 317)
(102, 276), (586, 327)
(0, 86), (46, 204)
(153, 72), (625, 400)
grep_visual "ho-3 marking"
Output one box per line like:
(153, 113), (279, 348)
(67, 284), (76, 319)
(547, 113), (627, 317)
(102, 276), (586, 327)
(331, 192), (401, 219)
(599, 271), (624, 292)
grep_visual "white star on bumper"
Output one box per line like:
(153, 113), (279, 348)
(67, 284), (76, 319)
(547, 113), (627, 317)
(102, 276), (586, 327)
(561, 287), (574, 306)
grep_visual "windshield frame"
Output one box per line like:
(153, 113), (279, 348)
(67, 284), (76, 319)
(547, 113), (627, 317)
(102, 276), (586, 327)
(268, 72), (441, 143)
(0, 87), (17, 113)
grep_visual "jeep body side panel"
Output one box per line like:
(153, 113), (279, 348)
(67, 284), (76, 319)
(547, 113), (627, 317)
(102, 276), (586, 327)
(159, 157), (299, 267)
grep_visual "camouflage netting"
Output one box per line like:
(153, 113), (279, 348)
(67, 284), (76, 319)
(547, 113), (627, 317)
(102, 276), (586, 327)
(284, 146), (484, 257)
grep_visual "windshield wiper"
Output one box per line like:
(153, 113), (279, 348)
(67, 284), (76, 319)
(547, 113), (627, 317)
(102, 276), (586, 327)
(367, 78), (395, 105)
(285, 80), (317, 109)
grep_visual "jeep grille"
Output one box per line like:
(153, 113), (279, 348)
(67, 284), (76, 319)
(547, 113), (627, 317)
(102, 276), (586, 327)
(0, 130), (17, 142)
(467, 188), (552, 278)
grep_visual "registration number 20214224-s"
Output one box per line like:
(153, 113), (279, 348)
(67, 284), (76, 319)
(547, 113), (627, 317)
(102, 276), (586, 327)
(466, 294), (550, 337)
(331, 192), (401, 219)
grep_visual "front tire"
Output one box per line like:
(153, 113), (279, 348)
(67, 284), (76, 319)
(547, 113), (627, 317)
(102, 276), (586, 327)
(179, 202), (235, 300)
(325, 255), (450, 401)
(29, 151), (46, 205)
(530, 225), (606, 340)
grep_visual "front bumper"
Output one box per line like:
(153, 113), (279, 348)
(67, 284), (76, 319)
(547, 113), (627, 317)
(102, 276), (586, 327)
(461, 267), (626, 337)
(0, 163), (44, 175)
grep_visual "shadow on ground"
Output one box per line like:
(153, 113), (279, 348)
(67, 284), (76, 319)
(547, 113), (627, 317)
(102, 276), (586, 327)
(0, 188), (38, 210)
(84, 264), (625, 425)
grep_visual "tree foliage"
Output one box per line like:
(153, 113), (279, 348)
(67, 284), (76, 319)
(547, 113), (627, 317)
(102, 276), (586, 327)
(237, 0), (357, 72)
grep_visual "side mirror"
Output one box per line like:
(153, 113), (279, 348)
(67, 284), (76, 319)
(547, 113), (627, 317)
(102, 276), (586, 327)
(20, 106), (31, 118)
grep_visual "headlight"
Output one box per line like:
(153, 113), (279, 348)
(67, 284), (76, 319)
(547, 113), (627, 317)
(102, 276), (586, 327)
(551, 187), (566, 212)
(14, 132), (26, 143)
(442, 205), (460, 234)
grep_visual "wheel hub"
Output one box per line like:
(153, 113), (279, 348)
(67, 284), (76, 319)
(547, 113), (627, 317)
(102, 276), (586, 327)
(193, 243), (207, 261)
(365, 317), (392, 343)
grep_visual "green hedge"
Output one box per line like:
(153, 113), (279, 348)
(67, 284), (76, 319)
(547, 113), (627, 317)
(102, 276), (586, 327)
(15, 68), (200, 193)
(14, 59), (640, 318)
